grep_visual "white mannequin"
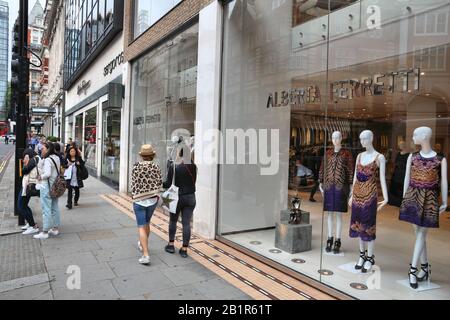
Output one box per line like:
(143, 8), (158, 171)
(348, 130), (388, 272)
(404, 127), (448, 288)
(320, 132), (344, 243)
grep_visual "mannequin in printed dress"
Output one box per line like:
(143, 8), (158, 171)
(399, 127), (448, 289)
(348, 130), (388, 273)
(319, 131), (354, 254)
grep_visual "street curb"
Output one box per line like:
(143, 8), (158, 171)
(0, 273), (49, 293)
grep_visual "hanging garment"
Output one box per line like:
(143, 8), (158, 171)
(388, 152), (410, 207)
(319, 149), (354, 213)
(399, 152), (444, 228)
(350, 154), (380, 241)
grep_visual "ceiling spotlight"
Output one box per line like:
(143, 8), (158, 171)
(420, 72), (425, 76)
(425, 93), (430, 96)
(384, 102), (388, 105)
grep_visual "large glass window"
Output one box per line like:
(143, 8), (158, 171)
(64, 0), (117, 87)
(129, 24), (198, 189)
(133, 0), (183, 39)
(102, 107), (121, 184)
(219, 0), (450, 300)
(84, 107), (98, 169)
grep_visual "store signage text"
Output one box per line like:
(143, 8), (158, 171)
(77, 80), (91, 95)
(104, 52), (125, 77)
(267, 68), (420, 108)
(134, 114), (161, 126)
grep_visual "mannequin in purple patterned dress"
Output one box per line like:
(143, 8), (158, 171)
(348, 130), (388, 273)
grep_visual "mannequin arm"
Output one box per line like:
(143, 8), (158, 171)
(403, 154), (413, 198)
(348, 153), (360, 207)
(440, 157), (448, 214)
(377, 154), (388, 211)
(319, 155), (325, 194)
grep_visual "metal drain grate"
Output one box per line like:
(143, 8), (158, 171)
(0, 234), (46, 282)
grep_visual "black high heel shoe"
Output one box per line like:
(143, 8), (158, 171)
(409, 265), (419, 289)
(417, 263), (431, 282)
(325, 237), (334, 253)
(362, 255), (375, 273)
(355, 251), (366, 270)
(333, 239), (341, 254)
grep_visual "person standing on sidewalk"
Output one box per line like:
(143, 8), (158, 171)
(20, 148), (41, 235)
(130, 145), (163, 265)
(34, 142), (62, 240)
(164, 149), (197, 258)
(64, 147), (86, 210)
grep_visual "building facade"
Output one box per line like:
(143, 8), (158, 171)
(121, 0), (450, 300)
(0, 1), (8, 122)
(39, 0), (65, 138)
(28, 0), (45, 133)
(63, 0), (125, 187)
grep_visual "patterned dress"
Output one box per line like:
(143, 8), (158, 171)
(349, 154), (380, 241)
(399, 152), (444, 228)
(319, 149), (354, 213)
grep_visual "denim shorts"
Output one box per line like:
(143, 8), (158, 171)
(133, 202), (157, 227)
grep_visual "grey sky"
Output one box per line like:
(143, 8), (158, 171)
(6, 0), (42, 80)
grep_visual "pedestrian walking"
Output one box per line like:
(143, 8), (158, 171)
(4, 134), (8, 144)
(164, 149), (197, 258)
(34, 142), (62, 240)
(63, 147), (86, 210)
(20, 148), (41, 235)
(37, 137), (45, 158)
(130, 145), (163, 265)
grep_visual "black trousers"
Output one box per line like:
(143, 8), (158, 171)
(19, 191), (36, 227)
(169, 193), (196, 247)
(67, 186), (80, 206)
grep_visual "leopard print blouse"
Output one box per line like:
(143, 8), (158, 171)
(131, 161), (163, 201)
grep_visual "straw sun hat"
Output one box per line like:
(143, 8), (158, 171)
(139, 144), (156, 156)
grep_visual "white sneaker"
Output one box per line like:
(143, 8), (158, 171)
(33, 232), (49, 240)
(138, 255), (151, 265)
(138, 241), (143, 252)
(21, 223), (30, 230)
(48, 229), (60, 236)
(22, 227), (39, 235)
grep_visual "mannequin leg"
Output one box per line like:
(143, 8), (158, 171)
(335, 213), (343, 239)
(362, 240), (375, 272)
(327, 212), (333, 238)
(411, 226), (428, 283)
(325, 212), (334, 252)
(367, 240), (375, 258)
(355, 239), (366, 269)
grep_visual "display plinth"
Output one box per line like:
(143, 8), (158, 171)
(280, 209), (310, 224)
(275, 221), (312, 254)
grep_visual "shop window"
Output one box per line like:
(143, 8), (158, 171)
(219, 0), (450, 300)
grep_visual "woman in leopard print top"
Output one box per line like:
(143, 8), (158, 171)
(131, 144), (163, 265)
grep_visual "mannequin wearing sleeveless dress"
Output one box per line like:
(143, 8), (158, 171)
(400, 127), (448, 289)
(348, 130), (388, 273)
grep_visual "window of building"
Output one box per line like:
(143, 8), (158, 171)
(133, 0), (183, 39)
(218, 0), (450, 300)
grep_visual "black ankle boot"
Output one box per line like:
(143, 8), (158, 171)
(325, 237), (333, 253)
(333, 239), (341, 254)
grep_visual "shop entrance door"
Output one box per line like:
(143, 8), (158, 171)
(101, 107), (121, 186)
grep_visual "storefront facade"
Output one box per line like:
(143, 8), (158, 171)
(65, 32), (126, 187)
(122, 0), (450, 299)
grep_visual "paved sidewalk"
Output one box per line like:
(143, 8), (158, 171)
(0, 155), (22, 236)
(0, 173), (251, 300)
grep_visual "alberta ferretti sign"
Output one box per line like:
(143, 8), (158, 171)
(267, 68), (421, 108)
(77, 80), (91, 95)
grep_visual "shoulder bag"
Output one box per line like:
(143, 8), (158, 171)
(161, 161), (179, 214)
(48, 157), (67, 198)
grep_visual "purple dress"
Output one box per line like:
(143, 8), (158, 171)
(349, 154), (380, 241)
(399, 153), (444, 228)
(319, 149), (354, 213)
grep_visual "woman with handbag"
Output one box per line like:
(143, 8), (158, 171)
(20, 148), (41, 235)
(34, 142), (62, 240)
(164, 149), (197, 258)
(64, 147), (86, 210)
(130, 145), (163, 265)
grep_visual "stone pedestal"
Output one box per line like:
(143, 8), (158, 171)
(280, 209), (310, 224)
(275, 221), (312, 254)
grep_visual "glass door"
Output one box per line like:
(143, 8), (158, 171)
(102, 106), (121, 185)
